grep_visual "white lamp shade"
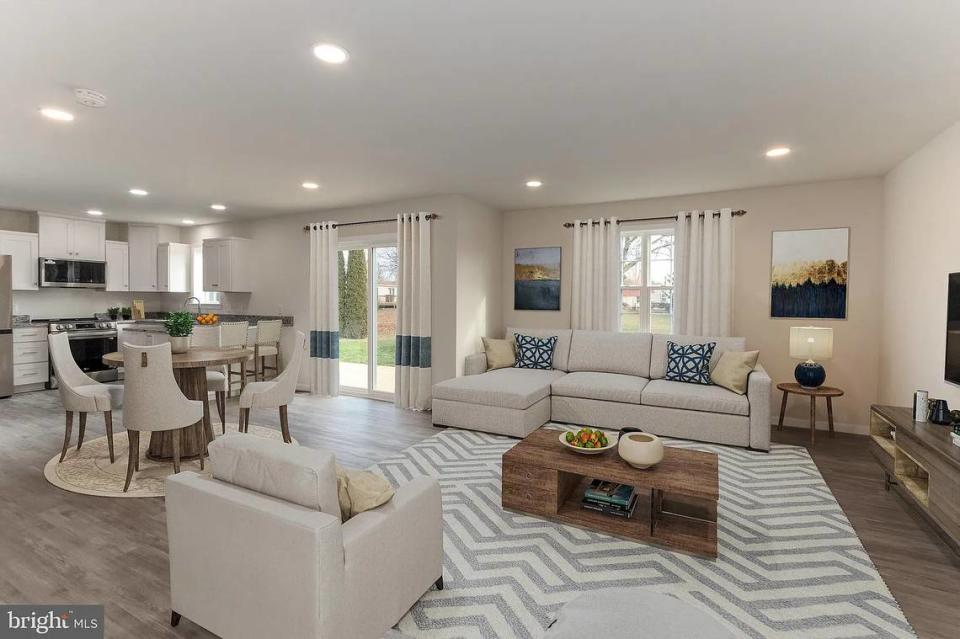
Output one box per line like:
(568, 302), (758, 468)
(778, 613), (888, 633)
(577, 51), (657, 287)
(789, 326), (833, 361)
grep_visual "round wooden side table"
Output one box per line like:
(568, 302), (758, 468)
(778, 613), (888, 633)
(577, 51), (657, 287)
(776, 382), (844, 445)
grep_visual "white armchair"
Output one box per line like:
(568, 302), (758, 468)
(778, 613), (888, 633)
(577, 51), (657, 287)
(238, 330), (307, 442)
(121, 342), (204, 491)
(48, 332), (124, 463)
(165, 434), (443, 639)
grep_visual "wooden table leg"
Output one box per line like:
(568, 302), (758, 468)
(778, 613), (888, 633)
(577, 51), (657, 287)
(826, 396), (835, 437)
(240, 359), (248, 394)
(809, 396), (817, 446)
(148, 368), (214, 461)
(777, 390), (788, 430)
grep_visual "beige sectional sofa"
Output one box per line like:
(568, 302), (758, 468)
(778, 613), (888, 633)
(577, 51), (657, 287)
(432, 328), (772, 451)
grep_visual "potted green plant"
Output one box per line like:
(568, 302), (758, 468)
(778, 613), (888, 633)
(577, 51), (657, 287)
(164, 311), (194, 354)
(107, 306), (120, 320)
(120, 307), (132, 320)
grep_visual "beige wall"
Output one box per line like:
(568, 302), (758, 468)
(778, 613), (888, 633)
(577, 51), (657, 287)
(880, 121), (960, 409)
(455, 196), (504, 374)
(502, 178), (884, 433)
(182, 193), (501, 386)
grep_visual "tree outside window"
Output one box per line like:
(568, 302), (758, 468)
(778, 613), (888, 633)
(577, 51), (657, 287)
(620, 230), (674, 333)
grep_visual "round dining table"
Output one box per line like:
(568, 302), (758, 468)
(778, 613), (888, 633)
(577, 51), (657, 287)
(103, 347), (254, 461)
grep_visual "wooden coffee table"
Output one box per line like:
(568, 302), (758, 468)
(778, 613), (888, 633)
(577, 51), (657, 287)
(502, 428), (719, 557)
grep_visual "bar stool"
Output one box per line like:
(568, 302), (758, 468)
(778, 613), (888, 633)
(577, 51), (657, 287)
(220, 321), (254, 397)
(254, 319), (283, 381)
(190, 327), (229, 433)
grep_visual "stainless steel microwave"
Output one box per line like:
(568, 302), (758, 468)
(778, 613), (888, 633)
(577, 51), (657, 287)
(39, 258), (107, 288)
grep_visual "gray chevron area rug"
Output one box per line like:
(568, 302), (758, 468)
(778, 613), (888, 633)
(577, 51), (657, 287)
(374, 427), (915, 639)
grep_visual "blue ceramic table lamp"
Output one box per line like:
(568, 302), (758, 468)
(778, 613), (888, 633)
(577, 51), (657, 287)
(789, 326), (833, 388)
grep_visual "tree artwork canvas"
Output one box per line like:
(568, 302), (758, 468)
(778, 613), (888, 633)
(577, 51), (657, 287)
(770, 228), (849, 319)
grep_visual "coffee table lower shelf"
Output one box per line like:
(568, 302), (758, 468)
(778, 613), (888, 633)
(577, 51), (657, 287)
(503, 473), (718, 557)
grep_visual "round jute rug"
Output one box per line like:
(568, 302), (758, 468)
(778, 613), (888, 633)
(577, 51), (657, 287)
(43, 422), (296, 498)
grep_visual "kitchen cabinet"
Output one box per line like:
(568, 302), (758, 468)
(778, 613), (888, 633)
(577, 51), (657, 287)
(202, 238), (252, 293)
(105, 240), (129, 292)
(127, 224), (159, 291)
(0, 230), (39, 290)
(158, 242), (191, 292)
(38, 213), (105, 260)
(13, 326), (49, 392)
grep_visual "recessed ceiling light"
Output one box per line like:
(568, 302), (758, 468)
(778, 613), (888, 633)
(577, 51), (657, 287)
(313, 43), (349, 64)
(525, 179), (543, 189)
(182, 219), (195, 225)
(40, 107), (74, 122)
(128, 188), (149, 196)
(86, 209), (103, 216)
(301, 181), (320, 190)
(210, 203), (227, 211)
(765, 146), (791, 158)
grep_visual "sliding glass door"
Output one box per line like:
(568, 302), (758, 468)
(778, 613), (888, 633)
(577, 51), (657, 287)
(338, 236), (397, 399)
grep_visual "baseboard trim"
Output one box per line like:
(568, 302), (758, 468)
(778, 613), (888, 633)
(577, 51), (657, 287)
(778, 416), (868, 435)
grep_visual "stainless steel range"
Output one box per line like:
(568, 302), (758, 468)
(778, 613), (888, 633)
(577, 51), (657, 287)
(48, 317), (119, 386)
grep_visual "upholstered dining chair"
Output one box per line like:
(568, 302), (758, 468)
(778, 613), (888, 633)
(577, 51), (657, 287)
(238, 331), (307, 443)
(48, 332), (124, 463)
(121, 342), (204, 492)
(189, 328), (228, 433)
(220, 321), (254, 397)
(253, 319), (283, 381)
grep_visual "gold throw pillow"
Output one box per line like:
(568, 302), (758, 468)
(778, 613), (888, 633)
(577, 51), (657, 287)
(482, 337), (517, 371)
(711, 350), (760, 395)
(335, 465), (395, 521)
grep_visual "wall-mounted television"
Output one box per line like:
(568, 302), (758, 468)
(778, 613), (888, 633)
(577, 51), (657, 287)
(947, 273), (960, 385)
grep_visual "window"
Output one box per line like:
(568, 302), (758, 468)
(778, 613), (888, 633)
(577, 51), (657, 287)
(620, 228), (674, 333)
(192, 244), (221, 306)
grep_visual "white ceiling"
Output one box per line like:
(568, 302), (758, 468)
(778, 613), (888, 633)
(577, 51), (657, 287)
(2, 1), (959, 226)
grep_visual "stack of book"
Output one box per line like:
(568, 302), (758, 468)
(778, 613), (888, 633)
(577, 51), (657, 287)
(581, 479), (638, 519)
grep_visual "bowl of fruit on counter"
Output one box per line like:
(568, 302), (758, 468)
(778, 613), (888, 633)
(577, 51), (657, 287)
(195, 313), (219, 325)
(560, 427), (617, 454)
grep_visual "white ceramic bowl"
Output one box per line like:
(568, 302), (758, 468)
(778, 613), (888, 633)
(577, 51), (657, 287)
(559, 431), (617, 455)
(618, 431), (664, 469)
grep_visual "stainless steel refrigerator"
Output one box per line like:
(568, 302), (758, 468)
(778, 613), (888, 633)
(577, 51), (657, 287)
(0, 256), (12, 398)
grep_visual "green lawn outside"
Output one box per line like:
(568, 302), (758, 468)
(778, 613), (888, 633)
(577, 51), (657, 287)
(340, 337), (396, 366)
(621, 312), (673, 334)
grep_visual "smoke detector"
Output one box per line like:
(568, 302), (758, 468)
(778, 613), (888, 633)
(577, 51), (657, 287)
(74, 88), (107, 108)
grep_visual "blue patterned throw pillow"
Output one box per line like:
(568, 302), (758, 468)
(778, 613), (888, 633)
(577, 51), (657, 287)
(665, 340), (717, 384)
(514, 334), (558, 370)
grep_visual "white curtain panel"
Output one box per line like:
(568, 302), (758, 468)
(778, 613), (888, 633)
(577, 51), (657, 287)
(674, 208), (735, 336)
(308, 221), (339, 396)
(570, 217), (620, 331)
(395, 213), (432, 411)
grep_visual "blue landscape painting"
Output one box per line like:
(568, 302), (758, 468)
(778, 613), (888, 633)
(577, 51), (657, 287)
(515, 247), (561, 311)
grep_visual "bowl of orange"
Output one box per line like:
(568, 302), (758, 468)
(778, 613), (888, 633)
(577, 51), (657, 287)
(195, 313), (219, 325)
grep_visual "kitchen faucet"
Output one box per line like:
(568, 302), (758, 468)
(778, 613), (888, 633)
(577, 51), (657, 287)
(183, 296), (202, 318)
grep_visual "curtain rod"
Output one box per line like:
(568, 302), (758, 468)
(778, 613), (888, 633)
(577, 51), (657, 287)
(303, 213), (438, 232)
(562, 209), (746, 228)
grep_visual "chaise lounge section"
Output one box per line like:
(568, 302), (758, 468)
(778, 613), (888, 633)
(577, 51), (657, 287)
(432, 328), (771, 450)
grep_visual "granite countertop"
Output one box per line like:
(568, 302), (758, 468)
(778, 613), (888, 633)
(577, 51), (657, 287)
(131, 313), (294, 327)
(12, 315), (46, 328)
(11, 313), (293, 329)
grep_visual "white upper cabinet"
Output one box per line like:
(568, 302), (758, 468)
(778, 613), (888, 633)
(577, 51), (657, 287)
(202, 238), (251, 293)
(38, 213), (105, 261)
(105, 240), (129, 292)
(127, 224), (159, 291)
(158, 242), (191, 292)
(0, 230), (39, 290)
